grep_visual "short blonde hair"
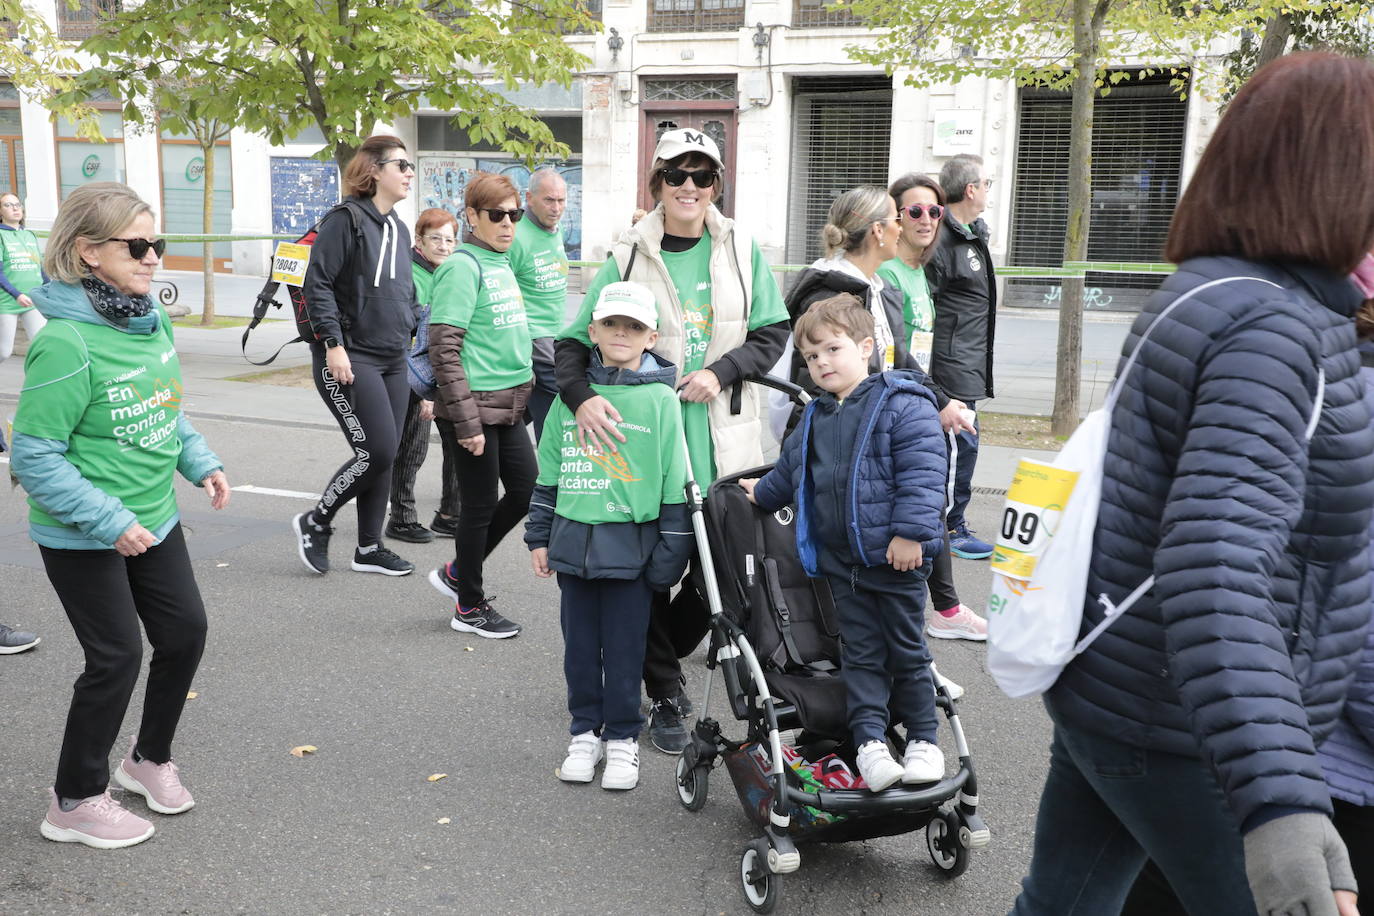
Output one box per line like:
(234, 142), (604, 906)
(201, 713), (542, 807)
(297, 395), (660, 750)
(45, 182), (154, 283)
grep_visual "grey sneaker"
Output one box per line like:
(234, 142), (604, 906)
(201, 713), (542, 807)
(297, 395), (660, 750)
(451, 598), (521, 639)
(0, 623), (39, 655)
(351, 546), (414, 577)
(292, 511), (331, 574)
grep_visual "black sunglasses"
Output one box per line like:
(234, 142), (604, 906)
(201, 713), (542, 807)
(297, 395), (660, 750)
(108, 237), (166, 259)
(378, 157), (416, 173)
(659, 167), (718, 188)
(477, 208), (524, 224)
(901, 203), (945, 221)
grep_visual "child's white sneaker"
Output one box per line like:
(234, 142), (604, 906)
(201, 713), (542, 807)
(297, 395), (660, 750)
(557, 732), (603, 783)
(903, 739), (945, 784)
(856, 740), (904, 792)
(601, 738), (640, 790)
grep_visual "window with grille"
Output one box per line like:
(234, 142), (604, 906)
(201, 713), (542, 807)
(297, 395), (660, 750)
(785, 77), (893, 270)
(57, 0), (120, 38)
(793, 0), (861, 29)
(648, 0), (744, 33)
(642, 78), (738, 103)
(1007, 73), (1188, 311)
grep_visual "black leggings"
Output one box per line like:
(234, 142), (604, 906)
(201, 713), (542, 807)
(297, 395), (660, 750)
(41, 524), (207, 799)
(309, 344), (410, 547)
(435, 418), (536, 607)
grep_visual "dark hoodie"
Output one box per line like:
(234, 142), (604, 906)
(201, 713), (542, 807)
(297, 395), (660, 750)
(301, 195), (419, 359)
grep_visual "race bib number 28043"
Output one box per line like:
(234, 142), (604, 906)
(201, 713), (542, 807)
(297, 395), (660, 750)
(989, 459), (1079, 581)
(271, 242), (312, 286)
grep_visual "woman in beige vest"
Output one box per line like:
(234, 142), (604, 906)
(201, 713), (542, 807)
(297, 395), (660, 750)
(554, 127), (789, 754)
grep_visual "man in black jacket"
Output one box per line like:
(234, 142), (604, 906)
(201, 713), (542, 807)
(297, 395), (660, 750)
(926, 154), (996, 560)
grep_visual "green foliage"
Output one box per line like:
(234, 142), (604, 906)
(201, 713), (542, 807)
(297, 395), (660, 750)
(1222, 4), (1373, 102)
(57, 0), (593, 165)
(0, 0), (99, 138)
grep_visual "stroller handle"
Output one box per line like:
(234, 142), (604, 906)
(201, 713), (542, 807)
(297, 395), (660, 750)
(742, 374), (811, 408)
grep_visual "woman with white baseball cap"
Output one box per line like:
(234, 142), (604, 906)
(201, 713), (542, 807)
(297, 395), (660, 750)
(554, 127), (790, 755)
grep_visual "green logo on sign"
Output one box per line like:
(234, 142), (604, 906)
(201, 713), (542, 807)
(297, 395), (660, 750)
(81, 154), (100, 178)
(185, 157), (205, 182)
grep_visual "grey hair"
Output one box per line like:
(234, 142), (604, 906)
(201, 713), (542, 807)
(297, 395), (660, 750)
(819, 186), (891, 258)
(940, 154), (984, 204)
(45, 182), (154, 284)
(528, 168), (565, 195)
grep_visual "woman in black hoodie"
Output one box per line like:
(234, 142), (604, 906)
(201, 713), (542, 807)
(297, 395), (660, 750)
(291, 134), (421, 578)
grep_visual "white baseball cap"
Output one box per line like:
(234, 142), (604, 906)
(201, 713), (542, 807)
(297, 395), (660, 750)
(653, 128), (723, 169)
(592, 281), (659, 330)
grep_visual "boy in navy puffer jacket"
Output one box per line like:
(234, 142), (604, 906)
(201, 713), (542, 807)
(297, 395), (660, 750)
(741, 294), (948, 792)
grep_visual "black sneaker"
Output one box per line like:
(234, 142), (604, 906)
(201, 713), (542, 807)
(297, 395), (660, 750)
(385, 521), (434, 544)
(292, 512), (331, 574)
(0, 622), (39, 654)
(647, 697), (690, 754)
(428, 562), (460, 601)
(430, 513), (458, 538)
(675, 690), (694, 719)
(351, 546), (415, 577)
(451, 598), (521, 639)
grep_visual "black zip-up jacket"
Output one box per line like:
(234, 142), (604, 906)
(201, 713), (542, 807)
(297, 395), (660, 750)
(301, 195), (419, 359)
(924, 217), (996, 401)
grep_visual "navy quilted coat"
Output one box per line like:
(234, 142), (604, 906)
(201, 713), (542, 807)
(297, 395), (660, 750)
(1046, 256), (1374, 831)
(754, 370), (947, 575)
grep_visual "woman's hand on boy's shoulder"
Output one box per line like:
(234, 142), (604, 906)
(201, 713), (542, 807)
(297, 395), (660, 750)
(738, 477), (759, 504)
(530, 547), (551, 578)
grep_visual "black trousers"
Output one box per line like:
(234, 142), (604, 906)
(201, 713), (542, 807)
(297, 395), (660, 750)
(559, 573), (653, 741)
(41, 524), (207, 799)
(309, 345), (409, 546)
(435, 418), (536, 608)
(388, 393), (460, 526)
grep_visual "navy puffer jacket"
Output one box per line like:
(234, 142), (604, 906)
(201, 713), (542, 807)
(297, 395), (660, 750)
(1047, 256), (1374, 832)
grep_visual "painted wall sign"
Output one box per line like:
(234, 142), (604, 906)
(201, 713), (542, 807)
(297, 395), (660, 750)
(933, 109), (982, 157)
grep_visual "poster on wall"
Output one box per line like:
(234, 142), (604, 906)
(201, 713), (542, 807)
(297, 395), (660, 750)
(418, 154), (583, 260)
(270, 157), (340, 237)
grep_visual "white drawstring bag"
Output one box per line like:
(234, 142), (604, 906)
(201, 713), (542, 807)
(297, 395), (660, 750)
(986, 276), (1306, 698)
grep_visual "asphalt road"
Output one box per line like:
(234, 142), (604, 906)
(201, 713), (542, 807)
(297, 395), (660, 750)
(1, 415), (1053, 915)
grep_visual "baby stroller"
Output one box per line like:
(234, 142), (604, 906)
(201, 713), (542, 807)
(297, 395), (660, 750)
(672, 376), (989, 913)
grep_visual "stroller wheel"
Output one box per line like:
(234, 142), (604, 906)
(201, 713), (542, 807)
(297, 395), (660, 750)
(675, 754), (709, 812)
(739, 840), (780, 913)
(927, 809), (971, 878)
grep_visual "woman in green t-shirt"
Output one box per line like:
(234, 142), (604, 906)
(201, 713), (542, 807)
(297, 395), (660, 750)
(10, 182), (229, 849)
(877, 174), (945, 349)
(424, 171), (533, 639)
(0, 193), (48, 365)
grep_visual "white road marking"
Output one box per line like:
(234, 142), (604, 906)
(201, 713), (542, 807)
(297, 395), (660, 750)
(232, 484), (318, 500)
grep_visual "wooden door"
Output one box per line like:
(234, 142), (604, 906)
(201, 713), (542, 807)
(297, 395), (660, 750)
(638, 107), (737, 217)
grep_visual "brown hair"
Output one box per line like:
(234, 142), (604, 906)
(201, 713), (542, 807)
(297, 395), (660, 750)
(463, 171), (519, 211)
(1167, 52), (1374, 273)
(415, 207), (458, 238)
(342, 134), (406, 198)
(646, 152), (722, 202)
(47, 182), (153, 283)
(793, 293), (874, 348)
(889, 172), (945, 264)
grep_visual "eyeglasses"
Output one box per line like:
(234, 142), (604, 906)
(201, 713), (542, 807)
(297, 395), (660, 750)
(0, 201), (22, 209)
(476, 208), (524, 224)
(659, 167), (718, 188)
(421, 234), (456, 246)
(900, 203), (945, 221)
(107, 237), (166, 259)
(378, 158), (416, 174)
(981, 178), (994, 190)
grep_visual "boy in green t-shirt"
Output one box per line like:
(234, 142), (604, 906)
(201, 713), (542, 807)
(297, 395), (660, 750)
(525, 281), (692, 792)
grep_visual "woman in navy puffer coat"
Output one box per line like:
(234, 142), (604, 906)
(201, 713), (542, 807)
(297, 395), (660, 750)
(1012, 52), (1374, 916)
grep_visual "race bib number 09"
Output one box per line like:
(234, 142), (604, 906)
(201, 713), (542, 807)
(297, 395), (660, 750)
(990, 459), (1079, 581)
(271, 242), (312, 286)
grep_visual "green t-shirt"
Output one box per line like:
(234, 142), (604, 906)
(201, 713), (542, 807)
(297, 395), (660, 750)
(412, 259), (436, 308)
(13, 312), (186, 535)
(877, 257), (934, 343)
(429, 244), (533, 392)
(0, 228), (44, 315)
(507, 217), (569, 339)
(537, 378), (688, 525)
(561, 233), (787, 484)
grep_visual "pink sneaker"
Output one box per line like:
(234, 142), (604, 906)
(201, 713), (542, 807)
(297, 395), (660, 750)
(926, 604), (989, 641)
(115, 740), (195, 814)
(40, 789), (154, 849)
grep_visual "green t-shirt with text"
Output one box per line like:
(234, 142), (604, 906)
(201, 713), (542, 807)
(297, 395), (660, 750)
(877, 257), (934, 342)
(0, 228), (44, 314)
(537, 380), (688, 525)
(561, 234), (786, 484)
(508, 217), (569, 339)
(13, 313), (186, 535)
(429, 244), (532, 391)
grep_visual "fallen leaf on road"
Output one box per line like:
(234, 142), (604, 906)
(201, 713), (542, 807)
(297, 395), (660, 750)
(463, 646), (474, 652)
(186, 691), (198, 700)
(437, 817), (451, 825)
(216, 563), (229, 568)
(428, 773), (447, 782)
(290, 745), (318, 757)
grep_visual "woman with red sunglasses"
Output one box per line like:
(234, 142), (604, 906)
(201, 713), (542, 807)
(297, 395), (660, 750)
(423, 171), (533, 640)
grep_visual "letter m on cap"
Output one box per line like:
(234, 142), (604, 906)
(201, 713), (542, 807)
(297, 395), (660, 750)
(682, 130), (706, 146)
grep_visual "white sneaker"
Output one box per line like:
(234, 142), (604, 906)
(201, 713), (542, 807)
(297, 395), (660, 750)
(557, 732), (603, 784)
(855, 740), (904, 793)
(903, 739), (945, 784)
(601, 738), (640, 790)
(932, 663), (965, 700)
